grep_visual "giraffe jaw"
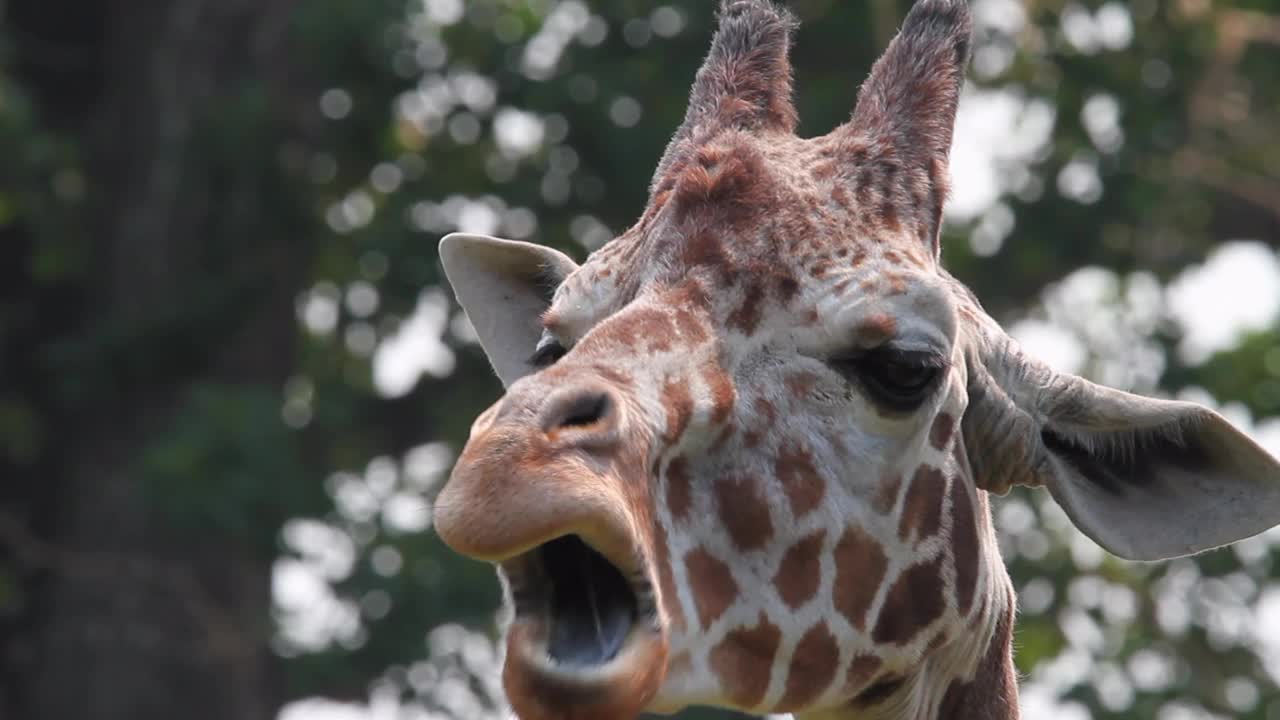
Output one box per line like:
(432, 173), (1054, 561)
(498, 534), (670, 718)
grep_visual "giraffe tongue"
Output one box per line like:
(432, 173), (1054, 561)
(541, 535), (638, 668)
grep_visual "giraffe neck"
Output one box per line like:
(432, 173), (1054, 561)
(795, 578), (1018, 720)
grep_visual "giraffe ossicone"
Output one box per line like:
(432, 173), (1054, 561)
(432, 1), (1280, 718)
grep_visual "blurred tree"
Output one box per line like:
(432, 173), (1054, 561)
(0, 0), (320, 717)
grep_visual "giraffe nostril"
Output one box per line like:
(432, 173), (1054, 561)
(540, 385), (621, 441)
(560, 393), (611, 428)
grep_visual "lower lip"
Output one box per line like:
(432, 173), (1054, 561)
(502, 618), (670, 718)
(508, 611), (652, 678)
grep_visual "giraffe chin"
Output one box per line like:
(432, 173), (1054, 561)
(499, 535), (670, 720)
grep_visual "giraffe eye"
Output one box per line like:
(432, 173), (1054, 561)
(530, 335), (568, 368)
(831, 347), (945, 412)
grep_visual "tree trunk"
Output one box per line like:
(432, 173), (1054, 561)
(3, 1), (313, 718)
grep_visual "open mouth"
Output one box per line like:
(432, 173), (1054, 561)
(503, 535), (658, 671)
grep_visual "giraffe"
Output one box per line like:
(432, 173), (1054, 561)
(430, 1), (1280, 718)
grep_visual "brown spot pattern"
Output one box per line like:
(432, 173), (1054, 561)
(709, 614), (782, 709)
(832, 184), (853, 210)
(662, 380), (693, 445)
(676, 164), (717, 206)
(703, 362), (737, 425)
(843, 655), (884, 694)
(886, 273), (909, 296)
(950, 477), (979, 615)
(873, 473), (903, 515)
(684, 548), (738, 628)
(715, 474), (774, 551)
(903, 246), (928, 268)
(833, 526), (889, 631)
(665, 457), (693, 522)
(672, 302), (710, 345)
(778, 623), (840, 710)
(872, 554), (946, 645)
(593, 307), (676, 353)
(774, 530), (826, 609)
(758, 397), (778, 425)
(670, 283), (711, 340)
(786, 372), (818, 400)
(937, 592), (1018, 719)
(898, 465), (947, 543)
(879, 200), (901, 233)
(729, 280), (766, 335)
(681, 227), (731, 276)
(856, 169), (874, 204)
(776, 442), (825, 518)
(858, 313), (898, 344)
(696, 145), (725, 167)
(632, 307), (675, 351)
(673, 144), (771, 224)
(930, 411), (956, 450)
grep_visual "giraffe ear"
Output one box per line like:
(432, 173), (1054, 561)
(964, 335), (1280, 561)
(651, 0), (798, 195)
(849, 0), (970, 166)
(438, 233), (579, 387)
(837, 0), (971, 252)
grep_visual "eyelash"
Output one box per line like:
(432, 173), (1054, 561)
(827, 346), (947, 411)
(529, 338), (568, 368)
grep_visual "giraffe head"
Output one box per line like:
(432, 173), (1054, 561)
(432, 1), (1280, 717)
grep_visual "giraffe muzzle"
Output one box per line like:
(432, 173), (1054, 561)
(435, 378), (670, 717)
